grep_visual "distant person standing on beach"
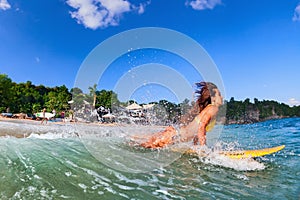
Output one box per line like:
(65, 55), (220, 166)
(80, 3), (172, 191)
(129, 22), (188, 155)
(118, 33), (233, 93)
(41, 108), (48, 125)
(61, 111), (65, 122)
(52, 109), (56, 121)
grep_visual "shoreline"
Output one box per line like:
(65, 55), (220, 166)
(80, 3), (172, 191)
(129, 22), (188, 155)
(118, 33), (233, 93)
(0, 116), (118, 126)
(1, 115), (298, 127)
(0, 117), (167, 139)
(0, 117), (119, 138)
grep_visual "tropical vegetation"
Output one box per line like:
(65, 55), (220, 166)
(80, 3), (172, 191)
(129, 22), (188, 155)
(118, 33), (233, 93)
(0, 74), (299, 124)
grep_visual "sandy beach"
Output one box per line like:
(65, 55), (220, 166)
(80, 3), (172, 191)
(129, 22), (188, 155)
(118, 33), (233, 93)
(0, 116), (118, 126)
(0, 116), (119, 138)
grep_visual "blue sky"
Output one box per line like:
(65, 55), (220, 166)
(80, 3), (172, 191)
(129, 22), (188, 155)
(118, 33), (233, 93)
(0, 0), (300, 105)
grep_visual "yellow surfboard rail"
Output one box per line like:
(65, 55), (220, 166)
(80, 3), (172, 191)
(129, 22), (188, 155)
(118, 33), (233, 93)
(220, 145), (285, 159)
(173, 145), (285, 159)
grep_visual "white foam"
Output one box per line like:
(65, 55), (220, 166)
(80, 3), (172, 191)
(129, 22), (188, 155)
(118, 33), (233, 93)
(65, 172), (72, 177)
(201, 152), (265, 171)
(189, 142), (266, 171)
(234, 174), (249, 181)
(27, 186), (37, 194)
(27, 132), (73, 139)
(78, 183), (88, 191)
(0, 120), (79, 139)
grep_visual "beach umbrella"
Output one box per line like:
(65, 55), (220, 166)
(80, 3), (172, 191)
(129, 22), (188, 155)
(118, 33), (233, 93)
(142, 104), (155, 109)
(126, 103), (142, 110)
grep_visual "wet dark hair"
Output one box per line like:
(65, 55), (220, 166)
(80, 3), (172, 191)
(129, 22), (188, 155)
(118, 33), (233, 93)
(180, 82), (218, 125)
(195, 82), (218, 113)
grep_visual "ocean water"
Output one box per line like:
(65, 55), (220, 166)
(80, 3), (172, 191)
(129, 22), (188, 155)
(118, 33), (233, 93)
(0, 118), (299, 199)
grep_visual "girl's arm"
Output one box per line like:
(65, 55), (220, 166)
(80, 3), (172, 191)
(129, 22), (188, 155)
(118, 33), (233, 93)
(194, 106), (218, 146)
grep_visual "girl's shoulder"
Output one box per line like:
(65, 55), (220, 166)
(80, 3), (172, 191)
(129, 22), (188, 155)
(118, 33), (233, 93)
(203, 104), (218, 114)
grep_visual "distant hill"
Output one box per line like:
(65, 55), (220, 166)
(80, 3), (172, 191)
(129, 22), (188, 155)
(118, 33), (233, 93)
(221, 97), (300, 124)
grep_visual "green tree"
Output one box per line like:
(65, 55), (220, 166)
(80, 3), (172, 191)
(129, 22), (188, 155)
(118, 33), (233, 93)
(96, 90), (120, 109)
(156, 100), (180, 123)
(178, 98), (191, 116)
(70, 87), (85, 111)
(55, 85), (72, 111)
(11, 81), (38, 113)
(0, 74), (13, 112)
(70, 87), (83, 96)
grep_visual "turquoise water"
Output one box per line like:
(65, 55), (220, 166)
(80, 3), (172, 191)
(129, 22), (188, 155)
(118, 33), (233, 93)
(0, 118), (299, 199)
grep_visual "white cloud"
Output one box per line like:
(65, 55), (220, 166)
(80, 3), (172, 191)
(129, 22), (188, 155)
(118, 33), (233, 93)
(186, 0), (221, 10)
(137, 4), (145, 14)
(66, 0), (150, 29)
(0, 0), (11, 10)
(288, 98), (300, 106)
(293, 4), (300, 21)
(136, 1), (150, 14)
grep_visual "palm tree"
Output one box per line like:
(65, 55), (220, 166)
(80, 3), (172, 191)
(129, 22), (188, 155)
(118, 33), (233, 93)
(88, 84), (97, 108)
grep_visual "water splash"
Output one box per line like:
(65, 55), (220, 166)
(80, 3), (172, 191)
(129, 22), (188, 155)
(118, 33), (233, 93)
(189, 142), (266, 171)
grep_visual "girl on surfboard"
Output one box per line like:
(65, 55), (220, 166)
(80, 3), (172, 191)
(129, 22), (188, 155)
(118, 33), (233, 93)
(138, 82), (223, 148)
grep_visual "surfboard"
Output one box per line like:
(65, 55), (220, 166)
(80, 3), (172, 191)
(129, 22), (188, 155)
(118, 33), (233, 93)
(173, 145), (285, 159)
(35, 112), (55, 119)
(221, 145), (285, 159)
